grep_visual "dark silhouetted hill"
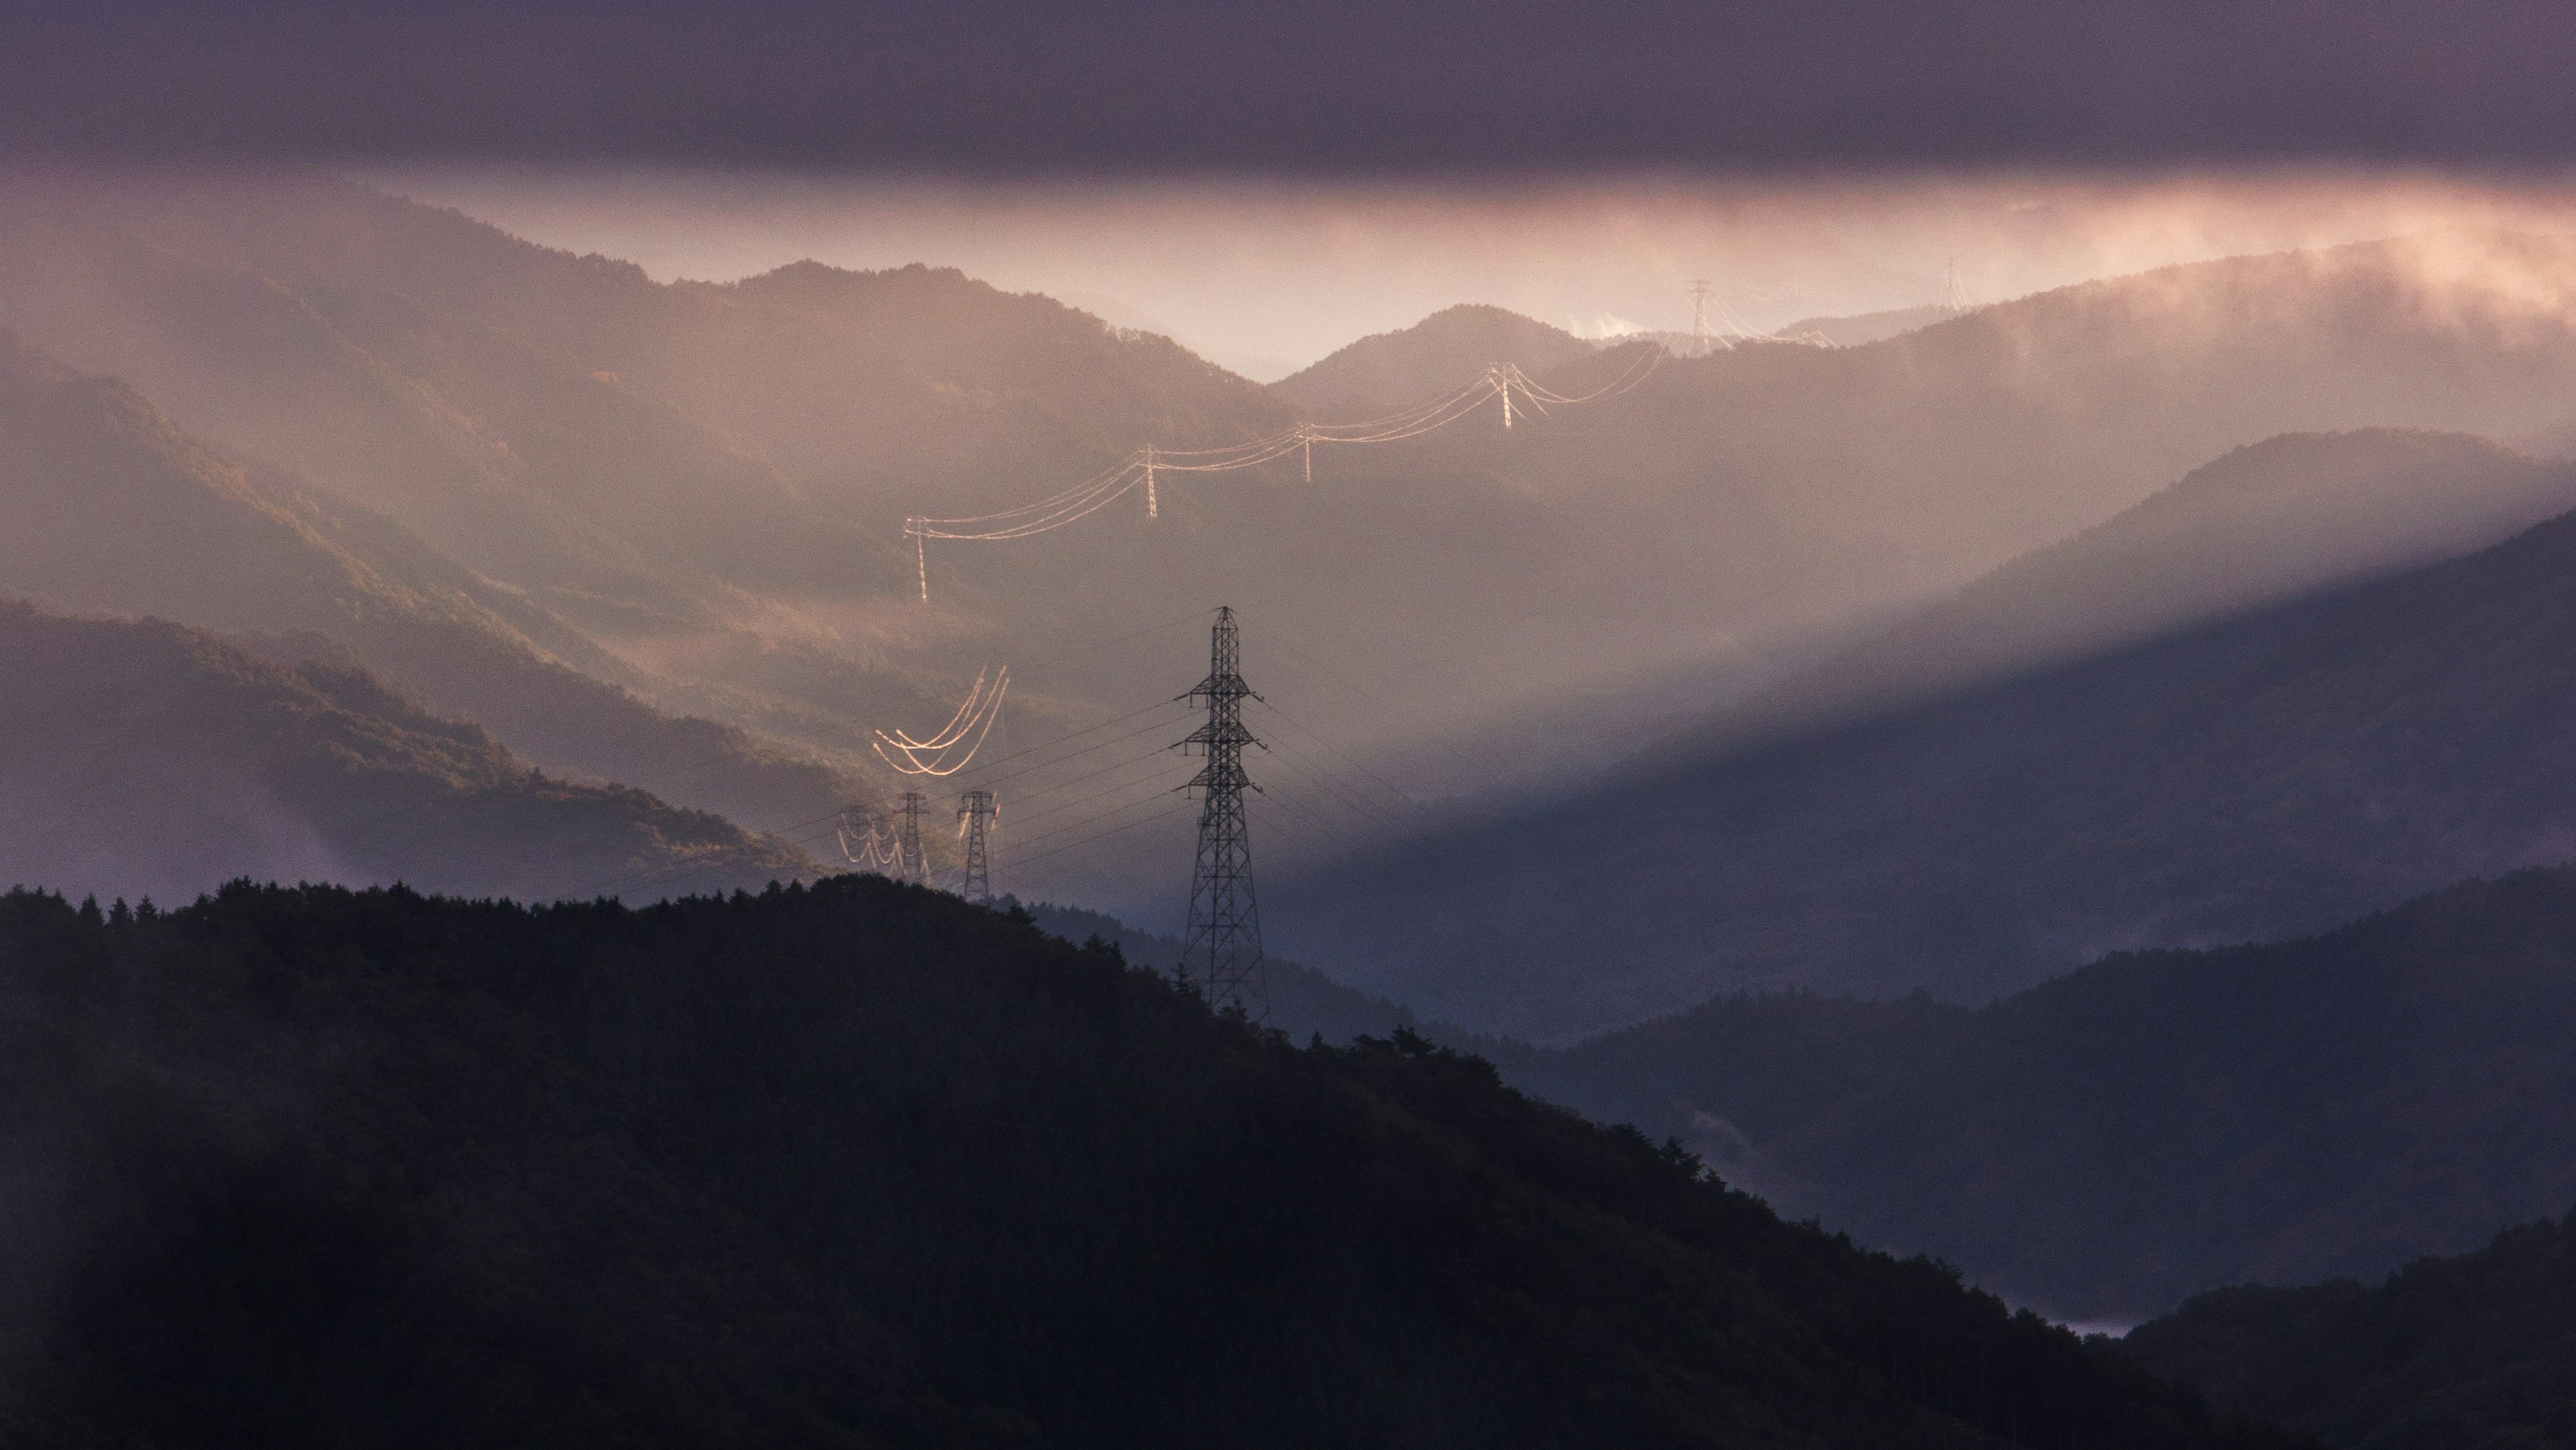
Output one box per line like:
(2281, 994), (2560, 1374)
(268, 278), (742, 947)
(1474, 867), (2576, 1323)
(2124, 1206), (2576, 1448)
(1022, 900), (1419, 1044)
(0, 876), (2302, 1449)
(0, 602), (806, 903)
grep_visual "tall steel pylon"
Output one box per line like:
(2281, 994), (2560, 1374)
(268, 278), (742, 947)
(956, 789), (997, 903)
(896, 790), (929, 885)
(1686, 278), (1718, 356)
(1175, 606), (1267, 1018)
(1941, 257), (1974, 313)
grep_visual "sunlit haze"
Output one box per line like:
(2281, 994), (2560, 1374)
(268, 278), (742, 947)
(17, 4), (2576, 1431)
(378, 166), (2576, 378)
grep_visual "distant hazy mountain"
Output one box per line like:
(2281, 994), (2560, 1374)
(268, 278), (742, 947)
(2125, 1202), (2576, 1447)
(17, 177), (1291, 522)
(1770, 302), (1957, 346)
(23, 176), (2576, 913)
(1267, 303), (1599, 415)
(1490, 230), (2576, 687)
(0, 333), (855, 837)
(0, 602), (807, 904)
(1723, 429), (2576, 743)
(1477, 866), (2576, 1322)
(1277, 439), (2576, 1037)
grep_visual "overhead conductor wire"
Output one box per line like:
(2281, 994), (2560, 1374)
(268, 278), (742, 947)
(902, 346), (1663, 599)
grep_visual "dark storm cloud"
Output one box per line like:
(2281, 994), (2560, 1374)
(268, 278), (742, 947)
(5, 1), (2575, 172)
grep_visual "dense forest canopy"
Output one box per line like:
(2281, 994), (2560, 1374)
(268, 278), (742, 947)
(2123, 1207), (2576, 1448)
(1482, 866), (2576, 1322)
(0, 876), (2302, 1449)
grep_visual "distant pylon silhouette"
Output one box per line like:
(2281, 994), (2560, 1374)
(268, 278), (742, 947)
(1941, 257), (1974, 313)
(956, 789), (997, 903)
(896, 790), (929, 884)
(1175, 606), (1267, 1018)
(1686, 278), (1718, 356)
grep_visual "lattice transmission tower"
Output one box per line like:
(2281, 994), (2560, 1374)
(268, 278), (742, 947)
(1175, 606), (1267, 1018)
(1686, 278), (1718, 356)
(956, 789), (997, 903)
(896, 790), (929, 884)
(1941, 257), (1975, 313)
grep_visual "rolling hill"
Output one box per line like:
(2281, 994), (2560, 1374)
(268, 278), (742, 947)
(0, 874), (2302, 1449)
(1719, 429), (2576, 743)
(0, 601), (807, 904)
(1770, 303), (1957, 346)
(1267, 303), (1600, 415)
(0, 332), (861, 838)
(36, 178), (2576, 749)
(1275, 433), (2576, 1037)
(2124, 1206), (2576, 1447)
(1473, 866), (2576, 1323)
(21, 176), (2576, 916)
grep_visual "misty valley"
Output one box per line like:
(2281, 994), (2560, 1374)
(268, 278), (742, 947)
(6, 172), (2576, 1448)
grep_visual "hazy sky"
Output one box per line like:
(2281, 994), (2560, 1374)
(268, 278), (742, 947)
(21, 2), (2576, 377)
(380, 168), (2576, 378)
(12, 3), (2576, 172)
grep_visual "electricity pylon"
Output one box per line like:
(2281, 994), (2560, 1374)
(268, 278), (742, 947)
(1686, 278), (1718, 356)
(956, 790), (997, 902)
(1175, 606), (1267, 1018)
(1941, 257), (1974, 313)
(896, 790), (929, 885)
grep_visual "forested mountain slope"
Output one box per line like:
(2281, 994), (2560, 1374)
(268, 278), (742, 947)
(1023, 900), (1419, 1044)
(1720, 429), (2576, 743)
(23, 177), (2576, 760)
(1279, 444), (2576, 1036)
(1483, 229), (2576, 678)
(2124, 1207), (2576, 1448)
(0, 876), (2302, 1449)
(1770, 303), (1955, 347)
(1268, 303), (1599, 414)
(21, 177), (2576, 912)
(1474, 867), (2576, 1323)
(0, 333), (857, 836)
(0, 603), (804, 903)
(16, 176), (1291, 523)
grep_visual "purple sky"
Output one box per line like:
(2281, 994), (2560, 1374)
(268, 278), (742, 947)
(8, 1), (2576, 171)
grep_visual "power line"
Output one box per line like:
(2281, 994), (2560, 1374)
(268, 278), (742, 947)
(1252, 697), (1434, 825)
(904, 348), (1661, 597)
(990, 802), (1196, 872)
(1000, 756), (1194, 833)
(991, 781), (1189, 860)
(963, 706), (1195, 791)
(1236, 615), (1483, 780)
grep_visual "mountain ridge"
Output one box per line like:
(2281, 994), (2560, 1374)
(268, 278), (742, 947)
(1465, 864), (2576, 1322)
(1267, 303), (1599, 415)
(0, 600), (809, 903)
(0, 331), (861, 838)
(1276, 428), (2576, 1036)
(0, 874), (2304, 1449)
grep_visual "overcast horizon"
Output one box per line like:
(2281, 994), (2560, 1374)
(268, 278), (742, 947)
(367, 166), (2576, 378)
